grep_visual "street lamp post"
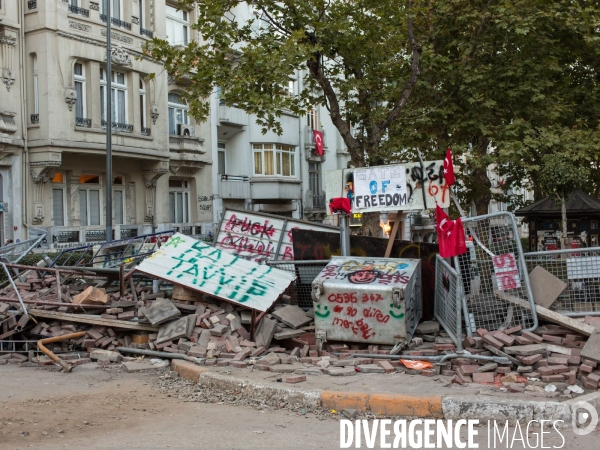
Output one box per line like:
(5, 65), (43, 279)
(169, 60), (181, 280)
(105, 0), (113, 242)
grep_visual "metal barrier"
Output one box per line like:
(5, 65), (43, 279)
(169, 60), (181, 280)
(0, 234), (46, 264)
(49, 230), (174, 268)
(524, 247), (600, 315)
(434, 254), (463, 350)
(266, 260), (329, 309)
(454, 212), (538, 335)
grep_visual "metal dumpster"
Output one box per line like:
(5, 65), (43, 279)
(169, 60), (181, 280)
(311, 257), (422, 349)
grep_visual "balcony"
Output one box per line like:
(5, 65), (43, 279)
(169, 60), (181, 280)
(76, 117), (91, 128)
(101, 119), (133, 133)
(218, 104), (248, 127)
(220, 175), (251, 200)
(100, 14), (132, 30)
(250, 177), (302, 201)
(68, 5), (89, 17)
(0, 112), (17, 134)
(140, 28), (154, 38)
(30, 114), (39, 124)
(141, 127), (151, 136)
(306, 192), (326, 210)
(304, 126), (327, 162)
(169, 135), (204, 153)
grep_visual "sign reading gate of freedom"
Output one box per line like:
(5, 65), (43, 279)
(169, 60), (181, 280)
(137, 233), (295, 312)
(353, 165), (408, 212)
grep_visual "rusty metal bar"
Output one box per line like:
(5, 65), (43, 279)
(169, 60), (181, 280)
(37, 331), (87, 372)
(0, 297), (111, 309)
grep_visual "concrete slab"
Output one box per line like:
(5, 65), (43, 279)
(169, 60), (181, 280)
(581, 329), (600, 364)
(271, 305), (312, 329)
(529, 266), (567, 308)
(122, 362), (161, 373)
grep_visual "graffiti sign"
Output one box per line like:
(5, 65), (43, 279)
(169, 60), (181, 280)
(324, 160), (450, 212)
(292, 228), (438, 319)
(353, 165), (408, 211)
(136, 233), (295, 312)
(214, 209), (338, 263)
(312, 257), (422, 344)
(492, 252), (521, 291)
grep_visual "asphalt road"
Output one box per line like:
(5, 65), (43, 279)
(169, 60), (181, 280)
(0, 364), (597, 449)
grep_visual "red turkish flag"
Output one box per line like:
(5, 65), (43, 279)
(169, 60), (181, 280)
(436, 205), (467, 258)
(443, 147), (456, 186)
(314, 130), (324, 156)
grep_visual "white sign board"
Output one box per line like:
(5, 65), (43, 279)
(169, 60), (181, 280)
(324, 160), (451, 212)
(137, 233), (295, 312)
(567, 256), (600, 280)
(353, 165), (408, 211)
(214, 209), (338, 263)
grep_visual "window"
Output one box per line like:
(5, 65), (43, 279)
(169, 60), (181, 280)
(217, 143), (226, 175)
(138, 0), (145, 28)
(309, 162), (321, 194)
(166, 5), (189, 46)
(139, 79), (147, 131)
(100, 68), (128, 126)
(168, 93), (188, 135)
(51, 173), (66, 227)
(100, 0), (122, 19)
(283, 80), (294, 97)
(74, 62), (86, 120)
(113, 177), (125, 225)
(32, 54), (39, 120)
(253, 144), (296, 177)
(169, 179), (190, 223)
(79, 174), (102, 226)
(307, 109), (318, 129)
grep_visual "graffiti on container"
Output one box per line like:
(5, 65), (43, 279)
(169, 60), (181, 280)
(332, 317), (376, 340)
(319, 259), (414, 285)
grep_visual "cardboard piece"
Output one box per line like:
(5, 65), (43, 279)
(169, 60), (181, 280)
(529, 266), (567, 308)
(72, 286), (109, 305)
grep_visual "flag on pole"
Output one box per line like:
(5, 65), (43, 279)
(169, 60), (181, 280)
(435, 205), (467, 258)
(443, 147), (456, 186)
(329, 197), (352, 215)
(314, 130), (324, 156)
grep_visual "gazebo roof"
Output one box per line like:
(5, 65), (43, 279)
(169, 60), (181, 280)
(515, 191), (600, 218)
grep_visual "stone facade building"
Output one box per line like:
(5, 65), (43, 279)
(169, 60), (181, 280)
(0, 1), (350, 248)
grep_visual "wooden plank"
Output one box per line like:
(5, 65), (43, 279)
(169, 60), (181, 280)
(384, 211), (402, 258)
(494, 290), (595, 336)
(28, 309), (159, 331)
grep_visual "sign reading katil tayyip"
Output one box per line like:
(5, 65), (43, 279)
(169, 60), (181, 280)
(353, 165), (408, 211)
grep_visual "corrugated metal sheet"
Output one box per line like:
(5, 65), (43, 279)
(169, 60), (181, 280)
(214, 208), (339, 263)
(137, 233), (295, 312)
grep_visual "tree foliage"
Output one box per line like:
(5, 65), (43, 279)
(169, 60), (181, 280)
(388, 0), (600, 213)
(147, 0), (429, 169)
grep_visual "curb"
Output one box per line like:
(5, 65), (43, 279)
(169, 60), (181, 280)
(171, 366), (600, 423)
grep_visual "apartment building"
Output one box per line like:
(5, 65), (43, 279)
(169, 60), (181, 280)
(1, 0), (212, 248)
(209, 3), (350, 225)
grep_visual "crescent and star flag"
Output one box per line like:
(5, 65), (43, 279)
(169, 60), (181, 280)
(314, 130), (324, 156)
(436, 205), (467, 258)
(444, 147), (456, 186)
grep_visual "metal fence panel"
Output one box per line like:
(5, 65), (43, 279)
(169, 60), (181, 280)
(266, 260), (329, 309)
(434, 254), (463, 350)
(0, 234), (46, 264)
(524, 247), (600, 315)
(455, 212), (537, 335)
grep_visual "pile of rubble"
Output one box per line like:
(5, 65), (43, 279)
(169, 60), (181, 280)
(1, 262), (600, 398)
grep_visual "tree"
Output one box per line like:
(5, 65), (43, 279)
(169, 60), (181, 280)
(147, 0), (431, 235)
(386, 0), (600, 215)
